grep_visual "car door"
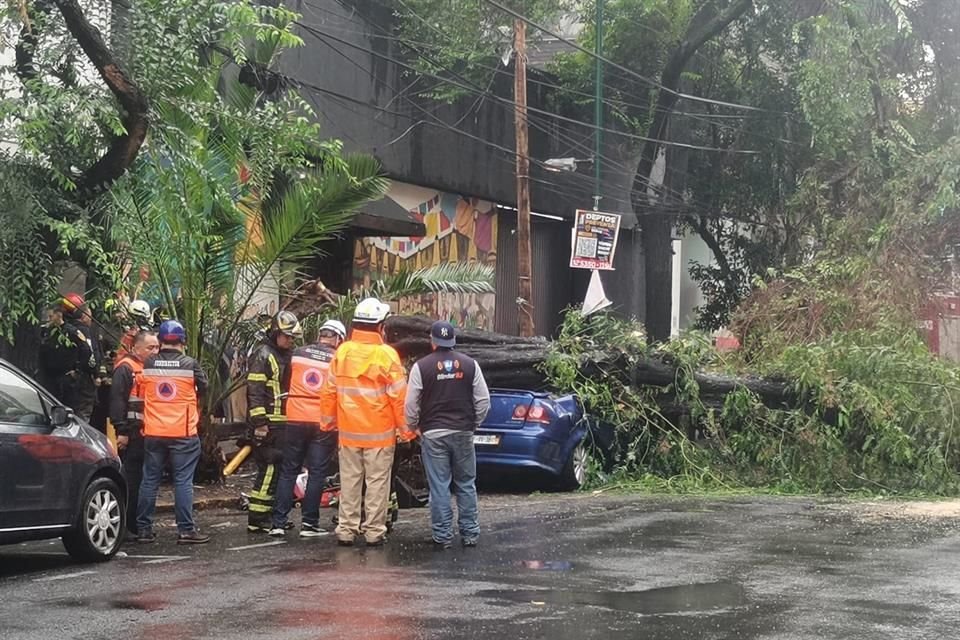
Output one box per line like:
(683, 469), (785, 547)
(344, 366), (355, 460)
(0, 366), (74, 531)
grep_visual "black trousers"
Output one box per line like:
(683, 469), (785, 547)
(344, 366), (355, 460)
(120, 436), (145, 534)
(248, 441), (282, 530)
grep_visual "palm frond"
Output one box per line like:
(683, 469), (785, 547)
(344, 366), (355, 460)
(375, 262), (495, 300)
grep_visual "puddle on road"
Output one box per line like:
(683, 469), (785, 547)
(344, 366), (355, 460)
(479, 581), (747, 616)
(54, 596), (167, 612)
(519, 560), (573, 571)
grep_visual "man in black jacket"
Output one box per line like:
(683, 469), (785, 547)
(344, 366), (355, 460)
(404, 321), (490, 549)
(245, 311), (301, 533)
(110, 330), (159, 537)
(38, 303), (96, 411)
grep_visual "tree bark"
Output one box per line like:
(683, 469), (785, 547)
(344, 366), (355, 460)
(53, 0), (148, 196)
(384, 315), (792, 408)
(632, 0), (754, 342)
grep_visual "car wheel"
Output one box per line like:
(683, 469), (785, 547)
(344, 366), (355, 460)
(62, 477), (124, 562)
(558, 441), (589, 491)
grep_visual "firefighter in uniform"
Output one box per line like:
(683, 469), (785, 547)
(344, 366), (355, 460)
(109, 329), (159, 536)
(38, 300), (95, 411)
(246, 311), (301, 533)
(136, 320), (210, 545)
(270, 319), (346, 537)
(57, 293), (101, 422)
(320, 298), (415, 547)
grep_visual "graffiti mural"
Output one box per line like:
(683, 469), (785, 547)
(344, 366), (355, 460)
(354, 190), (498, 330)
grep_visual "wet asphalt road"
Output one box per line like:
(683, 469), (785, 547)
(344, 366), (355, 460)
(2, 493), (960, 640)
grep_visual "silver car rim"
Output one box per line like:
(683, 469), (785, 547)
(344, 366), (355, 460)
(86, 489), (121, 553)
(573, 443), (588, 486)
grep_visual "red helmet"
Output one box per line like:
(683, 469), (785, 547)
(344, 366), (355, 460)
(61, 293), (86, 314)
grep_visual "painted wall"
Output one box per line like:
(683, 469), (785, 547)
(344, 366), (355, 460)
(353, 183), (498, 330)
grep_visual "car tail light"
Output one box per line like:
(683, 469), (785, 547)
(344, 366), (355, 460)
(517, 401), (552, 425)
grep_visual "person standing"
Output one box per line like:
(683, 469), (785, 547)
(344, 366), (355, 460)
(57, 293), (100, 422)
(321, 298), (414, 547)
(37, 302), (95, 410)
(405, 321), (490, 549)
(270, 319), (346, 538)
(245, 311), (300, 533)
(136, 320), (210, 544)
(110, 330), (159, 538)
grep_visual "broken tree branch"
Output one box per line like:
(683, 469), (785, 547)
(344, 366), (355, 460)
(53, 0), (148, 196)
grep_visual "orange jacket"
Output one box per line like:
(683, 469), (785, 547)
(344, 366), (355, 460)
(320, 329), (413, 448)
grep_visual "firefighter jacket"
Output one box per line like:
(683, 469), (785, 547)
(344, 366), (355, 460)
(246, 341), (291, 428)
(319, 329), (413, 448)
(38, 321), (95, 379)
(142, 348), (208, 438)
(287, 344), (335, 426)
(110, 354), (145, 438)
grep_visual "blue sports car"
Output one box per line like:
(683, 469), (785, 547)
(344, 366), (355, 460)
(474, 389), (591, 490)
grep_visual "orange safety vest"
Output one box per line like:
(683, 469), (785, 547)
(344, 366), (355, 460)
(141, 355), (199, 438)
(287, 345), (335, 425)
(114, 355), (145, 425)
(320, 329), (412, 448)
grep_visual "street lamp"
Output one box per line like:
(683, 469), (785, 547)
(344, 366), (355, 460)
(542, 157), (594, 173)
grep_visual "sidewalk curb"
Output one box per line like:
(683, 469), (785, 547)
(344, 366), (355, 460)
(156, 497), (239, 514)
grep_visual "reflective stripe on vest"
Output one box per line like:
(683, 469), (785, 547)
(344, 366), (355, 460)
(142, 366), (198, 438)
(116, 356), (145, 422)
(287, 353), (331, 425)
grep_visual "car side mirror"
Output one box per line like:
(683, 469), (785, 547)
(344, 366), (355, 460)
(50, 406), (72, 428)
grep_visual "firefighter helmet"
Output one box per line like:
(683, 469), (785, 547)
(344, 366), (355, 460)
(271, 311), (303, 339)
(129, 299), (151, 322)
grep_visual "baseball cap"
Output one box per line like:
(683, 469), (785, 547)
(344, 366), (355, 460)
(430, 320), (457, 348)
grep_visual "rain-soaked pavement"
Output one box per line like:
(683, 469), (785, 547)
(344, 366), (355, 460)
(2, 493), (960, 639)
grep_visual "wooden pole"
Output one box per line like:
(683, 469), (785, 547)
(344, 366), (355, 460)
(514, 18), (535, 337)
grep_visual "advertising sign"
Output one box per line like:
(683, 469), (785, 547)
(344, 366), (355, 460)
(570, 209), (621, 270)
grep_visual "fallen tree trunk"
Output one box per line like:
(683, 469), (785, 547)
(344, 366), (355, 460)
(384, 315), (794, 410)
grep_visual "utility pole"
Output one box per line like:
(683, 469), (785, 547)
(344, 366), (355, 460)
(593, 0), (604, 211)
(514, 17), (534, 337)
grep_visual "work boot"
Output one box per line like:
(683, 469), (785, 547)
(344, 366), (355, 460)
(336, 536), (355, 547)
(247, 524), (269, 533)
(177, 530), (211, 545)
(300, 524), (327, 538)
(365, 536), (387, 547)
(136, 530), (157, 544)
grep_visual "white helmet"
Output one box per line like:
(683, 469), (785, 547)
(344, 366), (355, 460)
(129, 299), (151, 321)
(352, 297), (391, 325)
(319, 319), (347, 340)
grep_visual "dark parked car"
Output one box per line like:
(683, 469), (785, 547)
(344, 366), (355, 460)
(475, 389), (594, 490)
(0, 359), (125, 562)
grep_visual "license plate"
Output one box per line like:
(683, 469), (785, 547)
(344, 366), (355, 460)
(473, 434), (500, 446)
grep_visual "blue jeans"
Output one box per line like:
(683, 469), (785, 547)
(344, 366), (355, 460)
(137, 436), (201, 534)
(273, 425), (337, 529)
(420, 431), (479, 543)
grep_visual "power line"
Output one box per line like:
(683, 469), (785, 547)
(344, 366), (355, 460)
(294, 21), (765, 156)
(291, 32), (763, 225)
(481, 0), (787, 116)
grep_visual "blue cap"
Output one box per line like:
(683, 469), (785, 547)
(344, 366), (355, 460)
(430, 321), (456, 348)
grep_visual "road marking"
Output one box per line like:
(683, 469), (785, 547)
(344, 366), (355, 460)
(141, 556), (190, 565)
(34, 570), (96, 583)
(227, 540), (287, 551)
